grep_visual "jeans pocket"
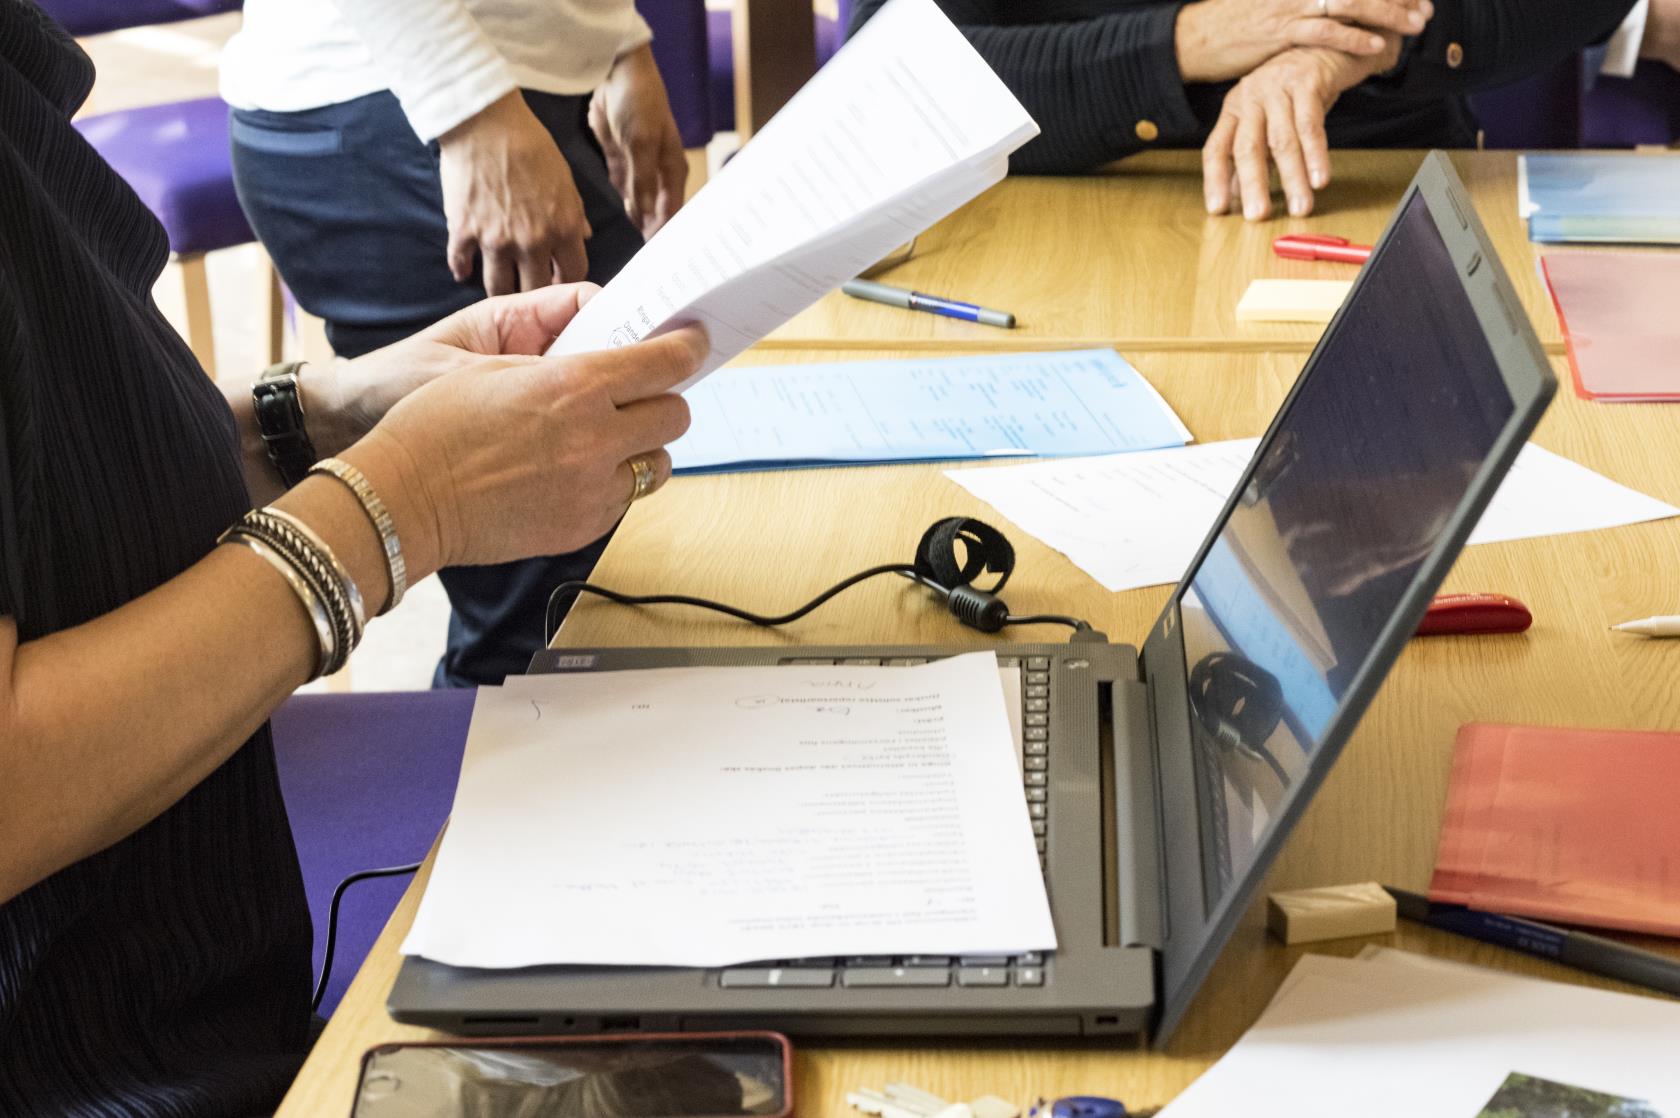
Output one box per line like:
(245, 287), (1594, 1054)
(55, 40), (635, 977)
(229, 113), (343, 157)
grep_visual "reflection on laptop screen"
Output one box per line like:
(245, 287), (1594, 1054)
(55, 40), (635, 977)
(1177, 194), (1514, 910)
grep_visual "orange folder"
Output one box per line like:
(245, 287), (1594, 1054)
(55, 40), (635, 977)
(1430, 723), (1680, 937)
(1542, 252), (1680, 402)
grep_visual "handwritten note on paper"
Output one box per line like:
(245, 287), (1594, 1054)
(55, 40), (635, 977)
(401, 654), (1055, 969)
(947, 439), (1680, 593)
(546, 0), (1039, 389)
(670, 349), (1193, 472)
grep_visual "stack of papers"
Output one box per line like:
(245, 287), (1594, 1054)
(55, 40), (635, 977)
(946, 440), (1680, 594)
(670, 349), (1191, 473)
(547, 0), (1039, 389)
(402, 653), (1055, 969)
(1541, 252), (1680, 402)
(1518, 153), (1680, 245)
(1431, 723), (1680, 937)
(1162, 948), (1680, 1116)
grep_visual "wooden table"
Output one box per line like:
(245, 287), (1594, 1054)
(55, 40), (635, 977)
(762, 150), (1565, 355)
(277, 347), (1680, 1116)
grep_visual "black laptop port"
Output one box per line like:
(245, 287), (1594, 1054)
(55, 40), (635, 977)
(461, 1015), (540, 1028)
(601, 1016), (641, 1031)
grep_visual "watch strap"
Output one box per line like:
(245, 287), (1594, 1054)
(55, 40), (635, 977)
(253, 361), (317, 488)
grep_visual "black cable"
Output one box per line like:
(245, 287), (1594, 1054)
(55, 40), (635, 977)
(313, 862), (423, 1013)
(542, 517), (1098, 644)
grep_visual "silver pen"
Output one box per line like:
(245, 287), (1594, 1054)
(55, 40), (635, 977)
(841, 278), (1016, 328)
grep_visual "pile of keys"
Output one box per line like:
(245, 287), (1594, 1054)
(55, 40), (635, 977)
(845, 1081), (1020, 1118)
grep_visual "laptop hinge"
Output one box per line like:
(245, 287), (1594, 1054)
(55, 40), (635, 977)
(1110, 677), (1164, 950)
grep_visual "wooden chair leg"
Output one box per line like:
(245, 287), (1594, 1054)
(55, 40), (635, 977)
(258, 253), (286, 366)
(176, 252), (216, 380)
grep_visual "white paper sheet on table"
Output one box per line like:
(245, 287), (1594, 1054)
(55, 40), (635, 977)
(947, 439), (1680, 593)
(1161, 950), (1680, 1118)
(546, 0), (1040, 390)
(670, 349), (1192, 472)
(401, 652), (1055, 969)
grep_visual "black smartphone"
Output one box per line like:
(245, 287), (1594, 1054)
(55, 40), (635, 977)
(349, 1031), (794, 1118)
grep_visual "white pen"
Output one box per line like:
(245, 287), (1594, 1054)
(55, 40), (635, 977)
(1611, 614), (1680, 638)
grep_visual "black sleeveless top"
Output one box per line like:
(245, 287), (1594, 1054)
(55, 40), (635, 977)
(0, 4), (312, 1114)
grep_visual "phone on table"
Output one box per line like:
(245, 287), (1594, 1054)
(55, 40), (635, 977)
(350, 1031), (794, 1118)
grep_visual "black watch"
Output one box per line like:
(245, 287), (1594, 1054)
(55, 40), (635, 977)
(252, 361), (318, 488)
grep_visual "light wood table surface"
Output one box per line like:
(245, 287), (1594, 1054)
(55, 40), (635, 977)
(761, 150), (1564, 355)
(279, 347), (1680, 1116)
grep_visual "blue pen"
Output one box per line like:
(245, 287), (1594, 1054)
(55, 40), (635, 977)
(841, 278), (1016, 328)
(1385, 886), (1680, 998)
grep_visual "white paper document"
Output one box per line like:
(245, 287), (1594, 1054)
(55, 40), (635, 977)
(546, 0), (1039, 388)
(402, 653), (1056, 969)
(948, 439), (1680, 593)
(1162, 949), (1680, 1117)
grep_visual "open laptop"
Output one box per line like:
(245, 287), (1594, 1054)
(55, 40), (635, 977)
(390, 152), (1555, 1044)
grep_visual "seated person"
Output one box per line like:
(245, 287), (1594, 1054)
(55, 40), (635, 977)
(0, 3), (700, 1112)
(849, 0), (1638, 219)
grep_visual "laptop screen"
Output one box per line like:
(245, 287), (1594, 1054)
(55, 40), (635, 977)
(1175, 193), (1515, 911)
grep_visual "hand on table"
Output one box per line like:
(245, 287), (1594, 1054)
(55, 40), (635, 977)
(438, 91), (593, 295)
(589, 44), (689, 239)
(1201, 42), (1399, 220)
(342, 284), (702, 579)
(1175, 0), (1429, 83)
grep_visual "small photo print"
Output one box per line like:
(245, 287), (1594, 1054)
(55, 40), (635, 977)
(1476, 1072), (1664, 1118)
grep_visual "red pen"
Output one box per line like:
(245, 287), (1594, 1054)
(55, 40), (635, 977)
(1272, 233), (1373, 265)
(1415, 593), (1533, 637)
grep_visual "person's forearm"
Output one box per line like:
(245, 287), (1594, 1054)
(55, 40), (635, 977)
(0, 441), (435, 905)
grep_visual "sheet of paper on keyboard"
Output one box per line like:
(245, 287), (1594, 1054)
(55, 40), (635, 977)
(544, 0), (1039, 389)
(947, 439), (1680, 593)
(669, 349), (1192, 473)
(402, 653), (1055, 969)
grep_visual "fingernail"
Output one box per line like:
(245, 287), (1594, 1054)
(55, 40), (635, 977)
(1369, 34), (1385, 50)
(1244, 201), (1261, 220)
(1206, 196), (1222, 214)
(1289, 195), (1307, 216)
(1310, 167), (1327, 189)
(1409, 10), (1423, 27)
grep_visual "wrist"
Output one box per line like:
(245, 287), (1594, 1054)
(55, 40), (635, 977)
(439, 89), (538, 153)
(1175, 3), (1219, 83)
(298, 359), (370, 459)
(338, 429), (446, 587)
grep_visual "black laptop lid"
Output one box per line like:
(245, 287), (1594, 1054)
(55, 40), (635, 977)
(1141, 153), (1555, 1042)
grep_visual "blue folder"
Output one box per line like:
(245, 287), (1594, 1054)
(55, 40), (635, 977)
(1520, 153), (1680, 245)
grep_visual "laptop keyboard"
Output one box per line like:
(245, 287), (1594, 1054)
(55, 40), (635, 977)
(716, 654), (1053, 991)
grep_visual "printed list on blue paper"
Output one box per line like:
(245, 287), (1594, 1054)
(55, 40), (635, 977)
(669, 349), (1193, 473)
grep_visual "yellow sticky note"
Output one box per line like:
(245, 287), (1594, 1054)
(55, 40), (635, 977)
(1236, 279), (1354, 324)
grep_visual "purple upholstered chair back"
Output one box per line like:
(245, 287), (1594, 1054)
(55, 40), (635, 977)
(1472, 55), (1680, 149)
(708, 0), (853, 133)
(638, 0), (714, 149)
(270, 690), (475, 1017)
(34, 0), (241, 38)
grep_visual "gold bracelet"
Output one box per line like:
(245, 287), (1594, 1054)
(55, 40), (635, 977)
(311, 457), (406, 615)
(222, 534), (334, 679)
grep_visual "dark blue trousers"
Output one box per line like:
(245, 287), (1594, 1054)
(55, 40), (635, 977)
(231, 90), (644, 688)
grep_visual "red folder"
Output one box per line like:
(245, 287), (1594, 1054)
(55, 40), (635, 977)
(1542, 252), (1680, 402)
(1431, 723), (1680, 937)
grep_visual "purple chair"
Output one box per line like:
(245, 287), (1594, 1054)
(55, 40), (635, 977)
(639, 0), (715, 150)
(42, 0), (279, 379)
(1472, 56), (1680, 149)
(270, 690), (475, 1018)
(707, 0), (851, 134)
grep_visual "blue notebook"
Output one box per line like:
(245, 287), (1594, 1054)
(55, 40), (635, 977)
(1518, 153), (1680, 245)
(670, 349), (1192, 473)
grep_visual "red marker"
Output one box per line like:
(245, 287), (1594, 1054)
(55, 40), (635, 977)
(1272, 233), (1373, 265)
(1415, 593), (1533, 637)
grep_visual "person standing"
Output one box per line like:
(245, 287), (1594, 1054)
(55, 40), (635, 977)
(223, 0), (691, 686)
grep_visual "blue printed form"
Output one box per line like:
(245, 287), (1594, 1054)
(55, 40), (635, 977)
(669, 349), (1192, 473)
